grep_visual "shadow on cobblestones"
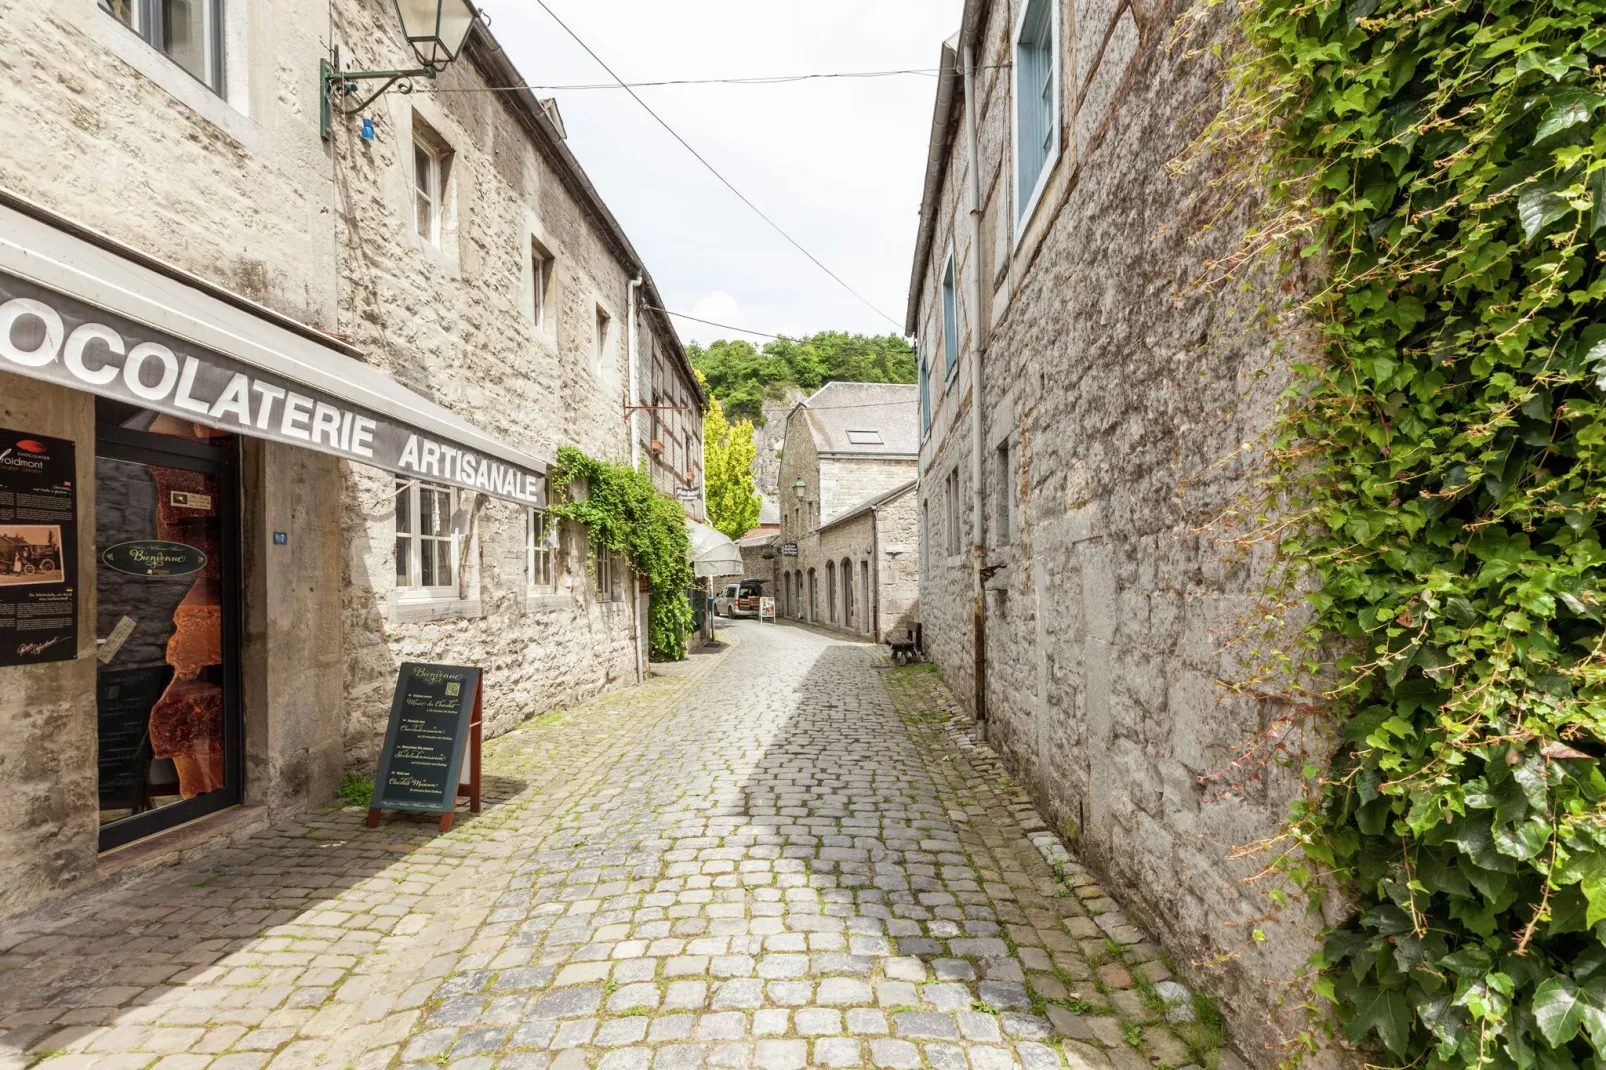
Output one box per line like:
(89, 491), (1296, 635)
(0, 623), (1239, 1070)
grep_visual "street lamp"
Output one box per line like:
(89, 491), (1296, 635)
(321, 0), (482, 141)
(792, 477), (806, 501)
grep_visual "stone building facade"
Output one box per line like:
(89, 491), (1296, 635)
(906, 0), (1308, 1058)
(0, 0), (699, 921)
(772, 383), (920, 641)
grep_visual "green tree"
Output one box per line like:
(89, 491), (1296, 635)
(703, 394), (761, 541)
(688, 331), (916, 425)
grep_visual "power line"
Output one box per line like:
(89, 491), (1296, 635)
(531, 0), (905, 332)
(430, 66), (985, 92)
(654, 307), (785, 341)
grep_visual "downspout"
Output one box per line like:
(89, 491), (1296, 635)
(627, 277), (646, 681)
(870, 504), (881, 644)
(963, 43), (989, 741)
(628, 277), (643, 470)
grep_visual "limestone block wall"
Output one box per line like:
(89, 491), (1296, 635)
(0, 379), (98, 918)
(327, 5), (653, 763)
(910, 0), (1313, 1058)
(875, 491), (921, 639)
(0, 0), (339, 330)
(819, 457), (918, 526)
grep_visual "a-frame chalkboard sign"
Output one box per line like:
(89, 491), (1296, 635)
(366, 662), (483, 832)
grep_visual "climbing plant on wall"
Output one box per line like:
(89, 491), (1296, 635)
(1187, 0), (1606, 1062)
(547, 446), (694, 662)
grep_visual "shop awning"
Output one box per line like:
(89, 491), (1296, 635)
(0, 194), (548, 506)
(686, 520), (744, 579)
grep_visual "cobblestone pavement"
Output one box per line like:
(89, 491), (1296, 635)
(0, 621), (1235, 1070)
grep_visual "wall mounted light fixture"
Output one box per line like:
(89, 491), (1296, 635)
(321, 0), (482, 141)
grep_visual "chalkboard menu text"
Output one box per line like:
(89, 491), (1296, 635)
(367, 662), (482, 831)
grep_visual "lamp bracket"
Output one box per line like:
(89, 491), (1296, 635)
(320, 54), (437, 141)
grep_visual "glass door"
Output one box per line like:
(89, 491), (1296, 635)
(95, 411), (242, 851)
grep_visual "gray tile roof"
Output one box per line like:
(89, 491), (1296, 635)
(801, 382), (920, 457)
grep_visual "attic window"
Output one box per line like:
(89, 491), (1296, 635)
(846, 430), (884, 445)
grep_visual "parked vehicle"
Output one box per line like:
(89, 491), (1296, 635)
(715, 579), (768, 618)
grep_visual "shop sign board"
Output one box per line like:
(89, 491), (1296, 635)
(367, 662), (483, 832)
(759, 596), (776, 621)
(780, 543), (798, 557)
(101, 540), (208, 577)
(0, 273), (545, 507)
(0, 429), (78, 667)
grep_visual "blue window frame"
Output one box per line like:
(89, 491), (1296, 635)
(941, 253), (959, 380)
(1014, 0), (1059, 228)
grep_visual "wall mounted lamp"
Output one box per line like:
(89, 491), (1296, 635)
(321, 0), (483, 141)
(792, 477), (807, 501)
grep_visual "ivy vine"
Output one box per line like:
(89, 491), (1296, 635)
(1183, 0), (1606, 1063)
(547, 446), (695, 661)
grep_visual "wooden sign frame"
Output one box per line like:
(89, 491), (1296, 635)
(366, 663), (483, 832)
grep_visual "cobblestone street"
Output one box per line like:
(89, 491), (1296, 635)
(0, 622), (1232, 1070)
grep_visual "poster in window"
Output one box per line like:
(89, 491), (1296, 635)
(0, 430), (78, 666)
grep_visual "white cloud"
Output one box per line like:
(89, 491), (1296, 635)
(476, 0), (965, 344)
(679, 291), (770, 347)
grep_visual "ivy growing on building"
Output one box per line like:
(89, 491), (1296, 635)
(1186, 0), (1606, 1062)
(547, 446), (694, 661)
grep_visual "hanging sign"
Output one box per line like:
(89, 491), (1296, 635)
(0, 428), (78, 667)
(0, 273), (545, 507)
(367, 662), (483, 832)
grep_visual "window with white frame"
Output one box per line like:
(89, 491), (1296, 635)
(942, 253), (959, 379)
(532, 239), (554, 330)
(396, 480), (457, 591)
(527, 506), (556, 590)
(594, 545), (616, 601)
(415, 140), (443, 245)
(1014, 0), (1061, 229)
(104, 0), (224, 93)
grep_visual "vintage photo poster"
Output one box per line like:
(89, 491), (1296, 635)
(0, 431), (78, 666)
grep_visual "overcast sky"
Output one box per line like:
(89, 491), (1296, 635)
(476, 0), (964, 347)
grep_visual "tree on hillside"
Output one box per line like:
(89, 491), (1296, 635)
(703, 393), (761, 541)
(688, 331), (916, 425)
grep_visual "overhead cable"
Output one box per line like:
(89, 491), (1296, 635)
(430, 66), (998, 92)
(653, 307), (784, 341)
(531, 0), (905, 332)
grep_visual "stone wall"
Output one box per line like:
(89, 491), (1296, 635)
(323, 0), (684, 768)
(0, 0), (689, 919)
(0, 380), (98, 918)
(910, 0), (1313, 1059)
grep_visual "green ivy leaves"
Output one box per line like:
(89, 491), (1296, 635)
(1224, 0), (1606, 1061)
(548, 446), (695, 661)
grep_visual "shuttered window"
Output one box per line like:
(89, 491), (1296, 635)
(1014, 0), (1059, 225)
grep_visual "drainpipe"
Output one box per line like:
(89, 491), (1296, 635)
(962, 43), (989, 741)
(627, 277), (643, 470)
(627, 277), (646, 681)
(870, 504), (881, 644)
